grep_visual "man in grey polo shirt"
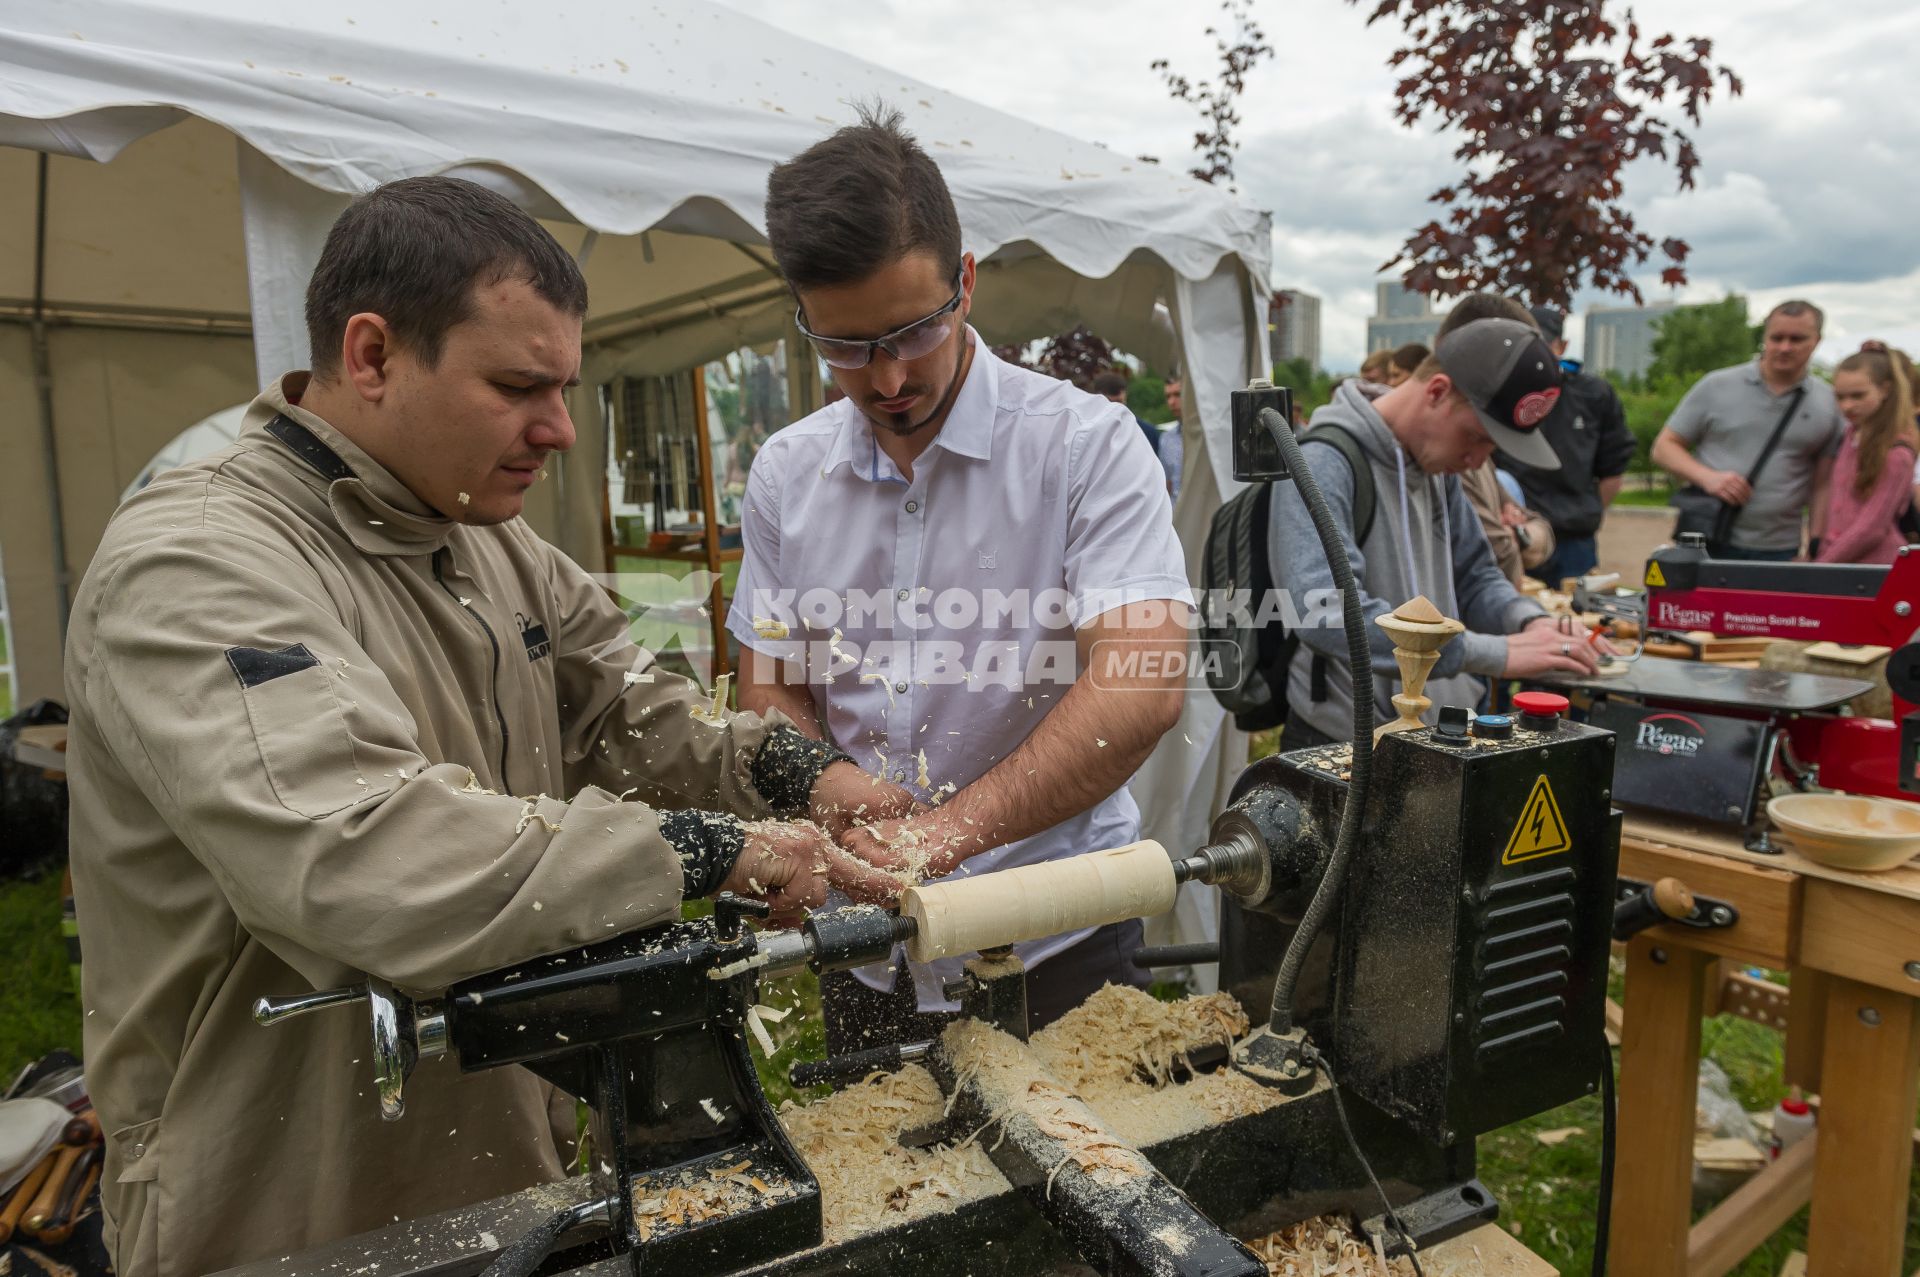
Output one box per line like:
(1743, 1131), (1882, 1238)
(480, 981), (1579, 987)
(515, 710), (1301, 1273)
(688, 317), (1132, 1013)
(1652, 300), (1843, 560)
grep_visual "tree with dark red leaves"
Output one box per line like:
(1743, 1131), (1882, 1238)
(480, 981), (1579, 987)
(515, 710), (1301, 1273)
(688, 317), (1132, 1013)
(1151, 0), (1275, 190)
(993, 327), (1124, 391)
(1356, 0), (1741, 308)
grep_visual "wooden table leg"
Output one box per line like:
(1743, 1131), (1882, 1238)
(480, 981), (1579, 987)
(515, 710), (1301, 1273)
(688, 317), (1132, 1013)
(1612, 936), (1714, 1277)
(1806, 977), (1920, 1277)
(1784, 966), (1830, 1096)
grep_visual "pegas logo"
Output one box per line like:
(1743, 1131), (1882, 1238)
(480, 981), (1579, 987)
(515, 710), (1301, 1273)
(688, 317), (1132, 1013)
(1634, 712), (1707, 758)
(1652, 600), (1717, 629)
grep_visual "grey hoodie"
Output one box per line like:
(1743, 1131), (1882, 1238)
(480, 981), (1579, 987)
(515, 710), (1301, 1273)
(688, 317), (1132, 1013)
(1267, 380), (1547, 742)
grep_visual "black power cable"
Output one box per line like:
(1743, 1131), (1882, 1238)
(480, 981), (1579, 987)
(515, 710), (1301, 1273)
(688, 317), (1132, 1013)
(1303, 1043), (1426, 1277)
(1258, 406), (1378, 1036)
(1593, 1030), (1616, 1276)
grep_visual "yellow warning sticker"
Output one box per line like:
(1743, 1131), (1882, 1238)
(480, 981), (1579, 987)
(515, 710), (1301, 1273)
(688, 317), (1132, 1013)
(1644, 560), (1666, 588)
(1503, 775), (1572, 865)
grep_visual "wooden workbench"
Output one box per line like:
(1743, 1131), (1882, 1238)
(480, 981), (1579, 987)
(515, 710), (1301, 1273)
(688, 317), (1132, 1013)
(1613, 814), (1920, 1276)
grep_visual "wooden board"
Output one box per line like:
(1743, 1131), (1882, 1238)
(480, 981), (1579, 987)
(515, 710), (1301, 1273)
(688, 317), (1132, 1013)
(1687, 1133), (1817, 1277)
(1805, 978), (1920, 1276)
(1611, 938), (1714, 1277)
(1798, 878), (1920, 996)
(1622, 814), (1920, 906)
(1423, 1222), (1557, 1276)
(1618, 835), (1801, 968)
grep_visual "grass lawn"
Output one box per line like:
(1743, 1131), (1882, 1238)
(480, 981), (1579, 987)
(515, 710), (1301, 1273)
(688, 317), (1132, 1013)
(0, 869), (82, 1081)
(1613, 482), (1676, 508)
(10, 867), (1915, 1271)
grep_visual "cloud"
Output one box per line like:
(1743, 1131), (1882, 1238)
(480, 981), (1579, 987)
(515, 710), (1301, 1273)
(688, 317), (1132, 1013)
(713, 0), (1920, 376)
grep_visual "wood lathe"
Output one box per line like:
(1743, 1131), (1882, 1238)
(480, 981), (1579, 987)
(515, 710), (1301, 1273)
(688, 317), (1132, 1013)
(219, 385), (1622, 1277)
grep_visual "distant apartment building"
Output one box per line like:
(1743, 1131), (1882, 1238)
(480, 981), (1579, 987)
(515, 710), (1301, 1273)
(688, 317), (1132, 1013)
(1269, 289), (1323, 369)
(1366, 282), (1441, 354)
(1584, 302), (1678, 379)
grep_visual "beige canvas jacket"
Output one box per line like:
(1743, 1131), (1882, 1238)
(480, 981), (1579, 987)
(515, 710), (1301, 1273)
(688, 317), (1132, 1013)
(65, 376), (794, 1277)
(1460, 460), (1556, 586)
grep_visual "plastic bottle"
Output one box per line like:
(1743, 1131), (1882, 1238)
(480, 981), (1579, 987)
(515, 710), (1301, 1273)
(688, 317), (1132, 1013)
(1770, 1087), (1815, 1158)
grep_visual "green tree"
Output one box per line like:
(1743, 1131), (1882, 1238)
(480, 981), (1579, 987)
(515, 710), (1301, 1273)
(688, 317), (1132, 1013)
(1608, 370), (1690, 487)
(1127, 374), (1171, 425)
(1647, 295), (1756, 383)
(1271, 356), (1336, 420)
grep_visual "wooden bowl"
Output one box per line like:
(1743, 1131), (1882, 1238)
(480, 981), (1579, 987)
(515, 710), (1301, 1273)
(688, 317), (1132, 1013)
(1768, 793), (1920, 873)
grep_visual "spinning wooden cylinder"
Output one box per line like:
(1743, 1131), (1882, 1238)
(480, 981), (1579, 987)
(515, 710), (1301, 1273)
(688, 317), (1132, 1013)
(1373, 595), (1465, 743)
(900, 841), (1177, 963)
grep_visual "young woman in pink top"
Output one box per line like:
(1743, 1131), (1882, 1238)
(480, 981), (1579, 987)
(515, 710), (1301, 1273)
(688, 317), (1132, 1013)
(1815, 343), (1918, 564)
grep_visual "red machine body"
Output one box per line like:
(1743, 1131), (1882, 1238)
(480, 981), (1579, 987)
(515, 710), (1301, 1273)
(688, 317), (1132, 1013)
(1640, 539), (1920, 801)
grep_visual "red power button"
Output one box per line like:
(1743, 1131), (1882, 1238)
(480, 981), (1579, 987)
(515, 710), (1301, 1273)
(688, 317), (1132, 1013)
(1513, 691), (1570, 720)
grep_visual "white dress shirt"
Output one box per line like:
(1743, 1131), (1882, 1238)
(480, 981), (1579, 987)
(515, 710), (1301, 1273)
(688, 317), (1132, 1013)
(728, 329), (1193, 1009)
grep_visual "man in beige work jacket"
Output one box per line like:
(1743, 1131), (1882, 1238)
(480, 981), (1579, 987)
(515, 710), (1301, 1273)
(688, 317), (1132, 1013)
(64, 176), (910, 1277)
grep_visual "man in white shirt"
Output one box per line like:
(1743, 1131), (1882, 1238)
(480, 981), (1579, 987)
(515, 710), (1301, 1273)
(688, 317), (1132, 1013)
(734, 106), (1193, 1051)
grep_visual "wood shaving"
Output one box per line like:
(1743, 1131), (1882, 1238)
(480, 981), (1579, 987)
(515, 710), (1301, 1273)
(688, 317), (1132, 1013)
(457, 491), (470, 505)
(690, 673), (732, 725)
(1027, 986), (1280, 1145)
(859, 671), (896, 709)
(751, 616), (791, 640)
(777, 1064), (1008, 1244)
(630, 1156), (800, 1242)
(1248, 1217), (1418, 1275)
(744, 1003), (783, 1057)
(515, 797), (564, 834)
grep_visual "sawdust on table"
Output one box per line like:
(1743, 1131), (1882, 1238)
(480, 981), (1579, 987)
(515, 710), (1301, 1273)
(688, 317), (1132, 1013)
(1248, 1217), (1418, 1275)
(1027, 985), (1279, 1145)
(629, 1157), (800, 1243)
(776, 1064), (1009, 1244)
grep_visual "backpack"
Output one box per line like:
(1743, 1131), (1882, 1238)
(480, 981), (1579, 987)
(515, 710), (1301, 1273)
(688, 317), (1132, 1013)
(1200, 424), (1375, 732)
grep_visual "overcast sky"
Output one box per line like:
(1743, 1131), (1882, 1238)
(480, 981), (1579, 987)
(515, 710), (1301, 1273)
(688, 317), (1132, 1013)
(716, 0), (1919, 371)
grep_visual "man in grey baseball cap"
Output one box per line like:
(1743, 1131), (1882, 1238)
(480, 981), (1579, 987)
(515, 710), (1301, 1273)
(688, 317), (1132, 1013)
(1434, 316), (1566, 471)
(1265, 316), (1607, 750)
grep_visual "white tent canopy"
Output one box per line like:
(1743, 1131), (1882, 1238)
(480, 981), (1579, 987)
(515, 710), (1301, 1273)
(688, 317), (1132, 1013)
(0, 0), (1267, 954)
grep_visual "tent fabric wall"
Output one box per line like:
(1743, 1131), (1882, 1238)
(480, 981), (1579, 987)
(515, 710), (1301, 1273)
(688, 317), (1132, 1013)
(0, 326), (256, 701)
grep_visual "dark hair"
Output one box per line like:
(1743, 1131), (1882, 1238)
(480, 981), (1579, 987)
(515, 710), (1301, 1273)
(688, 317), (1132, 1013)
(305, 176), (588, 379)
(1435, 292), (1535, 344)
(1766, 299), (1825, 334)
(1091, 370), (1129, 397)
(1390, 342), (1432, 374)
(765, 104), (962, 291)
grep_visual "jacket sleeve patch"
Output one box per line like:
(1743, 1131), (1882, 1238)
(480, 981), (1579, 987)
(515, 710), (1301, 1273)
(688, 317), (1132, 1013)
(226, 643), (321, 689)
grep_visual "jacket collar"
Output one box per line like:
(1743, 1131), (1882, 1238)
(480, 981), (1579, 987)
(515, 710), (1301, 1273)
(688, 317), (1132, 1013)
(246, 373), (458, 556)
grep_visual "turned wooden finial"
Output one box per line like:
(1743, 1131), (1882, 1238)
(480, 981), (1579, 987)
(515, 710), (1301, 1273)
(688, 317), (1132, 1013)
(1373, 595), (1466, 743)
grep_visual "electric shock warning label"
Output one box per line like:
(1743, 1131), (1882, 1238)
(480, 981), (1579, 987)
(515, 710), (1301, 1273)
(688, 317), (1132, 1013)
(1503, 775), (1572, 864)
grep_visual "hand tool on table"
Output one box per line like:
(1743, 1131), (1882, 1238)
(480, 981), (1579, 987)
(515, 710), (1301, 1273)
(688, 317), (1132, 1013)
(27, 1142), (102, 1246)
(0, 1152), (55, 1244)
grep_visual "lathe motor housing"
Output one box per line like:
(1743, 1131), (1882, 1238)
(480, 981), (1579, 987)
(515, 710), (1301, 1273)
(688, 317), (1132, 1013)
(1224, 711), (1621, 1147)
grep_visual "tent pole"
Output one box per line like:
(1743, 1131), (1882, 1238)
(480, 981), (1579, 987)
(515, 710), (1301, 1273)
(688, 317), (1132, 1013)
(30, 152), (73, 642)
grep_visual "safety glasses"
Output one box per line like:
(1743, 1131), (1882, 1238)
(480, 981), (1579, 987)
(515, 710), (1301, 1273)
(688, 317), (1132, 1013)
(795, 269), (964, 370)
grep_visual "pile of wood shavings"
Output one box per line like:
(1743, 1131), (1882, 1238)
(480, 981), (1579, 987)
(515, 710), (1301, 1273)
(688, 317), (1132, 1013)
(776, 1064), (1008, 1244)
(629, 1157), (798, 1242)
(1026, 985), (1280, 1145)
(1031, 984), (1247, 1091)
(1248, 1217), (1418, 1276)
